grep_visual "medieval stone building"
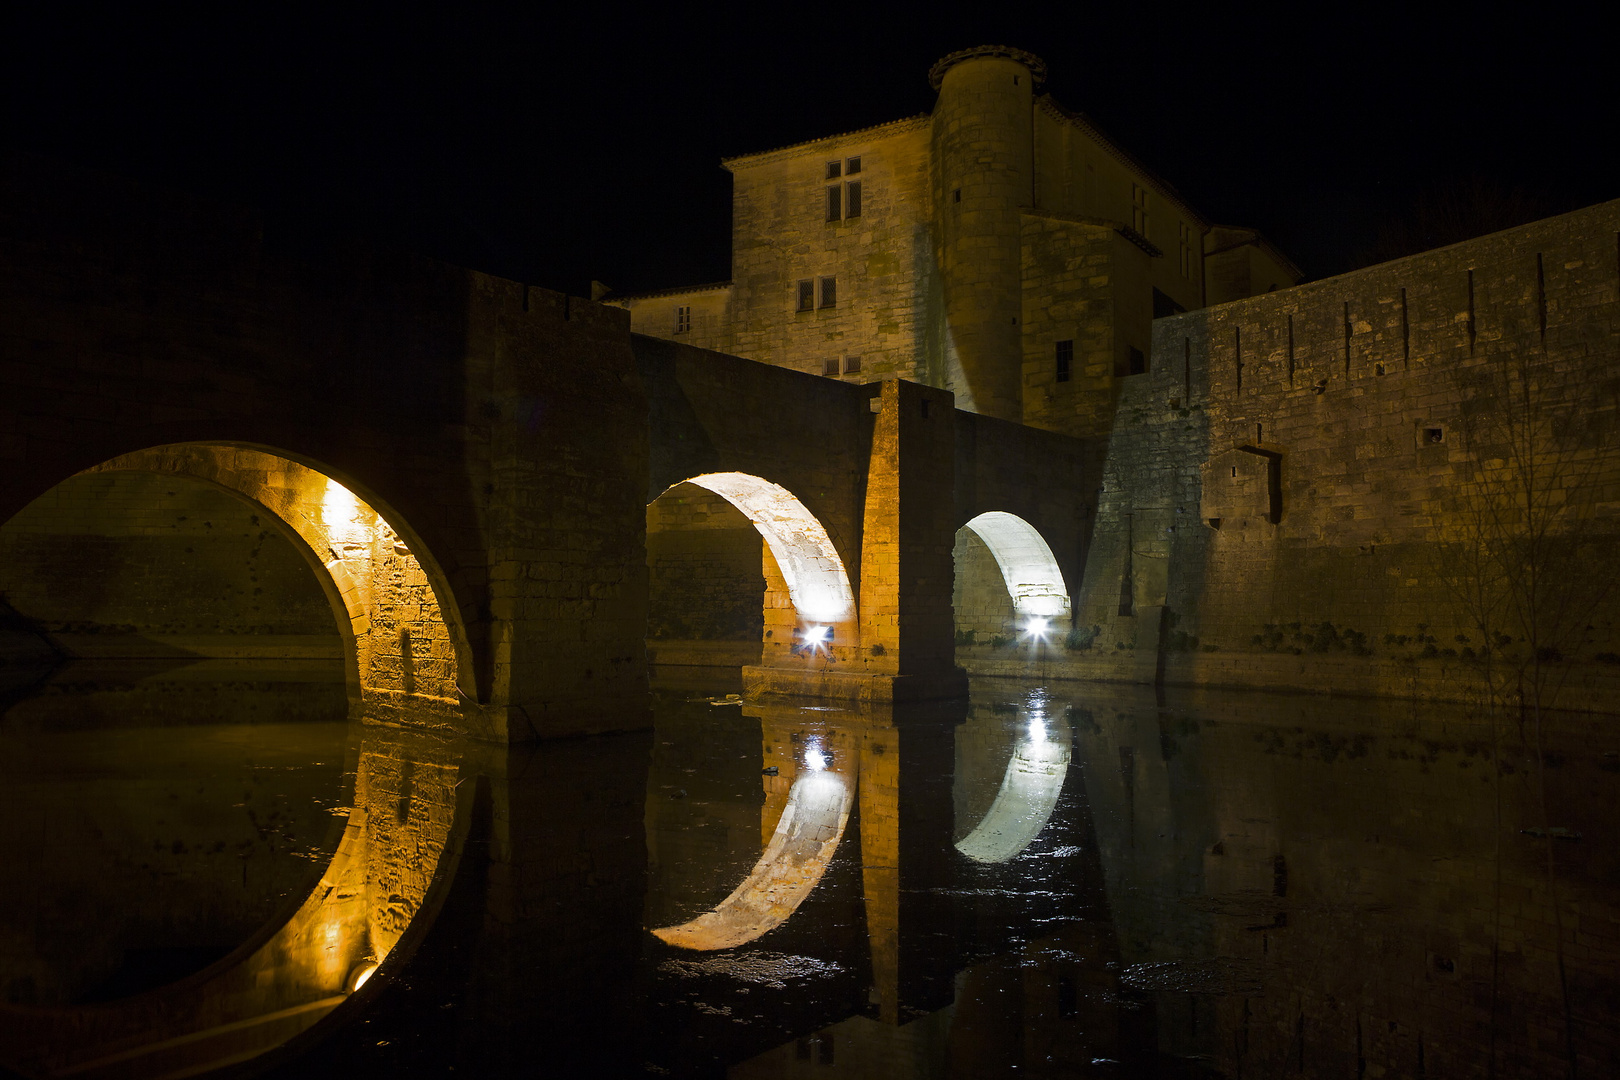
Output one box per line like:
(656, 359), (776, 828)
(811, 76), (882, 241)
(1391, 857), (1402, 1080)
(608, 46), (1300, 439)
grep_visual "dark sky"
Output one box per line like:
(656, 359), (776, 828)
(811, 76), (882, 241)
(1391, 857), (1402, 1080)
(5, 7), (1616, 294)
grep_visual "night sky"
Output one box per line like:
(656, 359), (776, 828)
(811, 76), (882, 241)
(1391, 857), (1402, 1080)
(5, 8), (1616, 296)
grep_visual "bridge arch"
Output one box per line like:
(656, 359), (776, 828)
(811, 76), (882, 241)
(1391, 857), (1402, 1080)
(954, 512), (1071, 646)
(647, 472), (858, 671)
(5, 442), (478, 731)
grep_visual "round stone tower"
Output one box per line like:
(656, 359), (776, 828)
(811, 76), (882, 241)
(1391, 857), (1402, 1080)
(929, 46), (1045, 423)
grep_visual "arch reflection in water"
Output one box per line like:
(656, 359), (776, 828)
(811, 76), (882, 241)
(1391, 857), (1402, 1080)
(955, 694), (1072, 863)
(653, 725), (856, 952)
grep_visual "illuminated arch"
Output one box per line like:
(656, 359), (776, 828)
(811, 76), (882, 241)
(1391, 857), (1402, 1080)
(670, 472), (856, 626)
(79, 444), (475, 727)
(653, 745), (854, 951)
(961, 511), (1071, 619)
(956, 708), (1072, 864)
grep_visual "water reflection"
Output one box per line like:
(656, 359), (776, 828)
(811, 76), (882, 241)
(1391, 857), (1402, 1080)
(955, 690), (1072, 863)
(3, 669), (1618, 1077)
(0, 659), (475, 1079)
(652, 721), (855, 951)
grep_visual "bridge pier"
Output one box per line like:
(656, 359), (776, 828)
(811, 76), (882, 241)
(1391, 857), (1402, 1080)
(744, 380), (968, 703)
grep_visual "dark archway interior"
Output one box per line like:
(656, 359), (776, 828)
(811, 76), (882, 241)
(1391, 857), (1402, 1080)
(0, 471), (350, 1006)
(0, 471), (341, 654)
(645, 482), (766, 678)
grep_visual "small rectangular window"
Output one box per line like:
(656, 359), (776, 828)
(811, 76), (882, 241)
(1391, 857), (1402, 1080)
(822, 357), (839, 376)
(1055, 340), (1073, 383)
(843, 355), (861, 375)
(826, 161), (841, 180)
(845, 180), (861, 219)
(826, 185), (842, 222)
(820, 276), (836, 308)
(797, 280), (814, 312)
(1178, 222), (1192, 278)
(846, 156), (861, 175)
(1132, 184), (1149, 235)
(675, 305), (691, 333)
(952, 188), (961, 203)
(1129, 346), (1147, 375)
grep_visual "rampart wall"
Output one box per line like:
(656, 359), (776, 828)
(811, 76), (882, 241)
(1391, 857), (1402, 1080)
(1062, 199), (1620, 710)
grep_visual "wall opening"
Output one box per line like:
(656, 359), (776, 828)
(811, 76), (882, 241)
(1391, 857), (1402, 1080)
(2, 444), (472, 727)
(952, 512), (1071, 649)
(645, 481), (767, 678)
(651, 473), (857, 670)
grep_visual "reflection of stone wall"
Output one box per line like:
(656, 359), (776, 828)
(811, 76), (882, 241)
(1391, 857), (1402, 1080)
(0, 472), (338, 649)
(641, 705), (766, 928)
(951, 701), (1023, 841)
(1072, 685), (1620, 1078)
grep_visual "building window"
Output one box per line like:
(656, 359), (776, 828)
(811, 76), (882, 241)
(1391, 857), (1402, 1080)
(843, 355), (861, 375)
(1178, 222), (1192, 278)
(675, 305), (691, 333)
(825, 158), (864, 222)
(1055, 340), (1073, 383)
(1131, 184), (1149, 235)
(820, 276), (836, 308)
(797, 280), (814, 312)
(822, 357), (839, 376)
(1129, 346), (1147, 375)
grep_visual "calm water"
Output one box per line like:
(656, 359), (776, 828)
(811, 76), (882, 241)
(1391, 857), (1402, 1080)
(1, 659), (1616, 1079)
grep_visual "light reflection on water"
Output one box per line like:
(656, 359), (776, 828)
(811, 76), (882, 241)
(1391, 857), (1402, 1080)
(2, 666), (1617, 1078)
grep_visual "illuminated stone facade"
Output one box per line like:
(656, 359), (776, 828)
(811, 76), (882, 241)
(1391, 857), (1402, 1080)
(610, 46), (1300, 436)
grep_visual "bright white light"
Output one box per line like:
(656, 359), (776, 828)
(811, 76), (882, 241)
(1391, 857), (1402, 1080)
(321, 480), (371, 551)
(1026, 617), (1050, 639)
(804, 745), (828, 771)
(1030, 718), (1047, 743)
(348, 960), (378, 992)
(803, 625), (830, 643)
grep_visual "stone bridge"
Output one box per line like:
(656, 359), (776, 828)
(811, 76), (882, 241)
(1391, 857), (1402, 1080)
(1, 155), (1099, 740)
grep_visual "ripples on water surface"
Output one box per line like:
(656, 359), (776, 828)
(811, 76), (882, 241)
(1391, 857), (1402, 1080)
(2, 661), (1616, 1078)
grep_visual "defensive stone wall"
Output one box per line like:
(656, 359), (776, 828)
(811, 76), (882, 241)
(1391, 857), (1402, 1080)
(1064, 199), (1620, 710)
